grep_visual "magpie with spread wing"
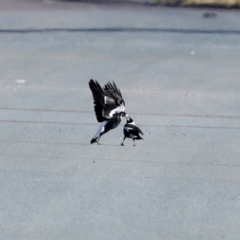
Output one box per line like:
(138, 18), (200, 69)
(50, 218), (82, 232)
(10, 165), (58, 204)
(121, 116), (144, 146)
(89, 79), (127, 144)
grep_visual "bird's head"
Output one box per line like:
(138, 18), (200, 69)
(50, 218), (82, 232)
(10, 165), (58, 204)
(126, 116), (135, 125)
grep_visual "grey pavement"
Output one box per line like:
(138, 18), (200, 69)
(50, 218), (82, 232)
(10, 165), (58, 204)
(1, 1), (240, 239)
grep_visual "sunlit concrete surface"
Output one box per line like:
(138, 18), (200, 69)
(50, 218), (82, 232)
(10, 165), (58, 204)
(1, 1), (240, 239)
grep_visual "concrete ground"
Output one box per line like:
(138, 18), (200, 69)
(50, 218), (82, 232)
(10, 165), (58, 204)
(1, 1), (240, 239)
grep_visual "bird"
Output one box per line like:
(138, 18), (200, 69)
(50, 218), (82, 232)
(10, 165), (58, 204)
(121, 116), (143, 146)
(89, 79), (127, 144)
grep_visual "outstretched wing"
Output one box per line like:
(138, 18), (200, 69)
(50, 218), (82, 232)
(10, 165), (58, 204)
(89, 79), (126, 122)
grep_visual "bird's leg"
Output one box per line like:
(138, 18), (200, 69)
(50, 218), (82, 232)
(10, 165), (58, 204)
(121, 137), (126, 146)
(96, 136), (102, 145)
(133, 140), (136, 146)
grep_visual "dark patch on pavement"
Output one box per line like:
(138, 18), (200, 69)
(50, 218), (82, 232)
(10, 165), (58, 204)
(203, 12), (217, 18)
(0, 27), (240, 34)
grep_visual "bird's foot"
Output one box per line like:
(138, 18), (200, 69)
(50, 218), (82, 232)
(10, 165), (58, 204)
(121, 143), (124, 146)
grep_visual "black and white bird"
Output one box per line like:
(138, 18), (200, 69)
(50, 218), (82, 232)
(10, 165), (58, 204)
(121, 116), (144, 146)
(89, 79), (127, 144)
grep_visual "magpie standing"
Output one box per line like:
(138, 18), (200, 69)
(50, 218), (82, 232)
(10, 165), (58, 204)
(89, 79), (127, 144)
(121, 116), (143, 146)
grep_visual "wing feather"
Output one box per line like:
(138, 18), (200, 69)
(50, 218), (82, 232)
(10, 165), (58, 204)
(127, 123), (143, 135)
(89, 79), (105, 105)
(89, 79), (106, 122)
(104, 82), (125, 105)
